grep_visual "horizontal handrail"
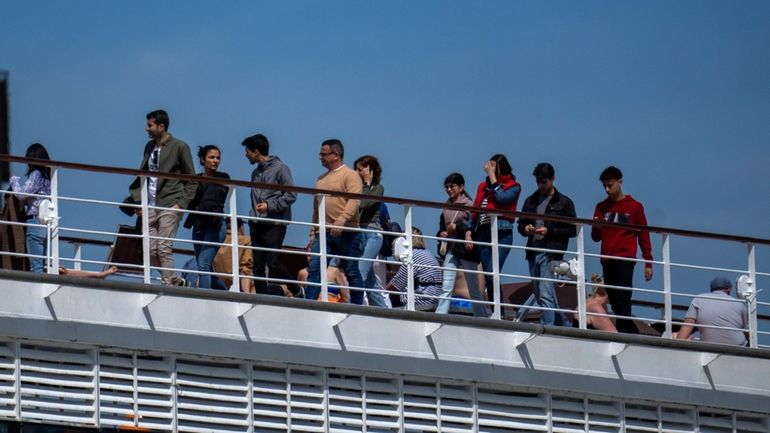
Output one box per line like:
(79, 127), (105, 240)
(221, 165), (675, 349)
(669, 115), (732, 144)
(3, 153), (770, 245)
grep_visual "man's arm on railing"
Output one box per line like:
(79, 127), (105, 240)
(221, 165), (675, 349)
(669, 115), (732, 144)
(676, 318), (697, 340)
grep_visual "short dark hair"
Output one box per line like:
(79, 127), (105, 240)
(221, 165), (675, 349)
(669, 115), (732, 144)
(197, 144), (221, 165)
(241, 134), (269, 155)
(490, 154), (513, 179)
(599, 166), (623, 182)
(322, 138), (344, 159)
(444, 172), (465, 187)
(146, 109), (170, 130)
(353, 155), (382, 185)
(532, 162), (555, 179)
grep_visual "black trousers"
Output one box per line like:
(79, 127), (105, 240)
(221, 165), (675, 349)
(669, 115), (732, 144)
(250, 222), (294, 295)
(601, 259), (638, 334)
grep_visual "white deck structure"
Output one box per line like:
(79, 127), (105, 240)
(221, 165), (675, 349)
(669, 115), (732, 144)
(0, 270), (768, 433)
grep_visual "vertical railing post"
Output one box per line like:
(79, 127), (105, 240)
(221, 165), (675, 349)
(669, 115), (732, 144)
(404, 205), (414, 311)
(747, 243), (758, 348)
(576, 225), (587, 329)
(490, 214), (501, 320)
(140, 176), (151, 284)
(319, 195), (328, 302)
(228, 186), (239, 292)
(662, 233), (673, 338)
(73, 243), (82, 271)
(47, 166), (60, 274)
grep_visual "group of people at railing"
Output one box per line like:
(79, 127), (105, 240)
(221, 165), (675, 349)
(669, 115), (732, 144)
(0, 108), (753, 347)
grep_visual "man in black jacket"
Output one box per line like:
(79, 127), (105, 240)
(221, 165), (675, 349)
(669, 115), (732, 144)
(517, 163), (577, 326)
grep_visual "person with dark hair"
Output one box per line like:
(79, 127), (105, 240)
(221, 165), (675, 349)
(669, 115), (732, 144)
(307, 138), (365, 303)
(591, 165), (653, 334)
(184, 145), (230, 290)
(676, 276), (748, 345)
(517, 162), (576, 326)
(241, 133), (297, 295)
(353, 154), (388, 307)
(435, 173), (485, 316)
(128, 109), (196, 286)
(10, 143), (52, 273)
(464, 154), (521, 315)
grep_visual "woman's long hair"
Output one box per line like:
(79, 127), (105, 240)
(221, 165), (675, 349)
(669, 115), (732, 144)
(353, 154), (382, 185)
(25, 143), (51, 179)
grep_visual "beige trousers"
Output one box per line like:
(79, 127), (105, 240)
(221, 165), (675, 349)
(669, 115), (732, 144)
(147, 208), (183, 285)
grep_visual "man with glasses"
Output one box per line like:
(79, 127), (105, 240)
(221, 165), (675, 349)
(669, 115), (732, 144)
(128, 109), (196, 286)
(517, 163), (576, 326)
(306, 139), (365, 304)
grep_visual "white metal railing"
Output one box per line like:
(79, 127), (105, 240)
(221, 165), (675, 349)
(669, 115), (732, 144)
(0, 154), (768, 349)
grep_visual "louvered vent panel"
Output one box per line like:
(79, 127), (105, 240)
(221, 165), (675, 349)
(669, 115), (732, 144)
(625, 401), (660, 433)
(586, 397), (621, 433)
(736, 413), (769, 433)
(699, 409), (734, 433)
(98, 351), (135, 429)
(363, 376), (400, 433)
(288, 367), (326, 432)
(402, 380), (438, 433)
(135, 354), (174, 431)
(660, 404), (695, 433)
(176, 358), (249, 433)
(0, 341), (17, 419)
(18, 343), (96, 426)
(328, 373), (363, 432)
(438, 383), (474, 433)
(252, 365), (288, 433)
(477, 387), (547, 433)
(551, 394), (586, 433)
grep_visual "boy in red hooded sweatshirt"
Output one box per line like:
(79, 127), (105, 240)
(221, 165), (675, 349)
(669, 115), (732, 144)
(591, 166), (653, 334)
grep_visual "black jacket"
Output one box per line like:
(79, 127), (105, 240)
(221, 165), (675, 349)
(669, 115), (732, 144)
(516, 187), (577, 261)
(184, 171), (230, 230)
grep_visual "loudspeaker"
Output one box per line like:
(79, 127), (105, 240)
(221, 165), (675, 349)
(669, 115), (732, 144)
(0, 70), (9, 184)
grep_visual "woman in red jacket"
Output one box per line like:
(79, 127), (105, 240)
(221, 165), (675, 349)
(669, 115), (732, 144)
(464, 154), (521, 316)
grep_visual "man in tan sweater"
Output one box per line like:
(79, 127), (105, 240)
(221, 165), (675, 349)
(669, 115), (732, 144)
(306, 139), (365, 304)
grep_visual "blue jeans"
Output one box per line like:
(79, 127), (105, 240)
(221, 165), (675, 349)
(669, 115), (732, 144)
(26, 224), (47, 273)
(193, 220), (226, 290)
(307, 231), (364, 304)
(477, 227), (513, 310)
(435, 252), (487, 317)
(528, 252), (572, 326)
(358, 230), (386, 307)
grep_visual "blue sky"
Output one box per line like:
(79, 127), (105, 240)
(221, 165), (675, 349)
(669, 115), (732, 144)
(2, 1), (769, 313)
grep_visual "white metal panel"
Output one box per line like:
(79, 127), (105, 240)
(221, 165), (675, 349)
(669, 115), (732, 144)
(288, 367), (327, 432)
(363, 376), (400, 433)
(251, 365), (289, 433)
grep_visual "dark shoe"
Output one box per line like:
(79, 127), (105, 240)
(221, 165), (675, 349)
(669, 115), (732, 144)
(174, 278), (191, 288)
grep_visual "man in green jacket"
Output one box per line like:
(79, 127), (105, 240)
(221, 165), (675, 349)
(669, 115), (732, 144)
(129, 109), (196, 286)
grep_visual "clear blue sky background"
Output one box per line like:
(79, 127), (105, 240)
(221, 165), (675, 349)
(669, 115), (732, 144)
(2, 1), (769, 315)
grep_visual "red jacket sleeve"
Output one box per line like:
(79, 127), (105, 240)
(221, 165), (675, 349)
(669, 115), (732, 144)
(634, 203), (653, 269)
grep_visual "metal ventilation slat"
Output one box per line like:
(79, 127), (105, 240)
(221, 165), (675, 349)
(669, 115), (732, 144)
(0, 341), (16, 419)
(288, 367), (326, 433)
(252, 365), (288, 433)
(134, 354), (174, 432)
(363, 376), (400, 433)
(328, 373), (364, 432)
(19, 343), (96, 426)
(176, 359), (249, 433)
(625, 401), (661, 433)
(660, 404), (695, 433)
(477, 387), (548, 433)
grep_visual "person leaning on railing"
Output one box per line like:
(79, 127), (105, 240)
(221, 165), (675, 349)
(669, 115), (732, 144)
(676, 276), (749, 346)
(9, 143), (52, 273)
(591, 166), (653, 335)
